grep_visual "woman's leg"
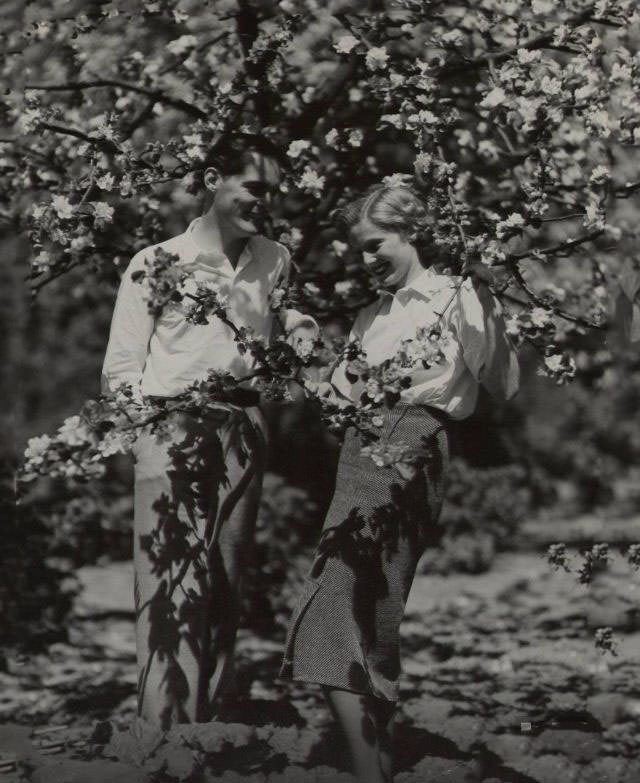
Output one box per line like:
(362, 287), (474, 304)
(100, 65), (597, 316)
(375, 697), (396, 781)
(323, 687), (395, 783)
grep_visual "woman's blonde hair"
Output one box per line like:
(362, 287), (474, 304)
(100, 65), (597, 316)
(336, 184), (432, 260)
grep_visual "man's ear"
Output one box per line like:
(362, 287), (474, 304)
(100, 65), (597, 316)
(203, 166), (221, 194)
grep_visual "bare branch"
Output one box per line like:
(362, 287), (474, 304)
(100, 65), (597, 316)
(509, 260), (605, 330)
(506, 228), (605, 262)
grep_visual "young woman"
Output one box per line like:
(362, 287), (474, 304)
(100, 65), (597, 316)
(280, 184), (519, 782)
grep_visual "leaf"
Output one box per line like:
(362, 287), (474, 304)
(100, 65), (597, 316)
(165, 721), (257, 753)
(103, 722), (165, 766)
(256, 724), (319, 764)
(145, 744), (196, 780)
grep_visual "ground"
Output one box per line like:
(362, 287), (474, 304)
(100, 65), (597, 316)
(1, 546), (639, 783)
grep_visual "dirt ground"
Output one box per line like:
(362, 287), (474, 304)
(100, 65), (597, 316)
(1, 549), (639, 782)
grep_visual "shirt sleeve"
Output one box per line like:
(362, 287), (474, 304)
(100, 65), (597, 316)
(450, 278), (520, 401)
(101, 251), (155, 394)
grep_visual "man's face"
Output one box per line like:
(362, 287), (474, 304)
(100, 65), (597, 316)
(211, 152), (281, 238)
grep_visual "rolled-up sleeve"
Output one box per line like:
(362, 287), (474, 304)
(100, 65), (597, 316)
(101, 252), (155, 394)
(451, 279), (519, 401)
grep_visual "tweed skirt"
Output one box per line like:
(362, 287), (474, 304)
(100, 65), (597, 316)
(279, 404), (449, 702)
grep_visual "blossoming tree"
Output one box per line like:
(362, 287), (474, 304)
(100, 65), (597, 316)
(4, 0), (640, 638)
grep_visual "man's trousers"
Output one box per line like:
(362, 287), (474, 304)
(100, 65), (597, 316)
(131, 406), (267, 727)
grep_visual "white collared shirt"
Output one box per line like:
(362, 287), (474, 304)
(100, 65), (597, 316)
(331, 267), (520, 420)
(102, 218), (315, 397)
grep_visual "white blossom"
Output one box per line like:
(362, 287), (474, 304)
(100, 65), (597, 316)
(92, 202), (114, 221)
(303, 282), (321, 297)
(516, 48), (542, 65)
(380, 114), (403, 130)
(334, 35), (359, 55)
(505, 316), (521, 338)
(71, 234), (93, 251)
(51, 195), (74, 219)
(324, 129), (339, 146)
(540, 76), (562, 96)
(335, 280), (354, 295)
(183, 133), (203, 146)
(496, 212), (525, 238)
(530, 307), (551, 328)
(57, 415), (91, 447)
(589, 165), (611, 185)
(383, 173), (413, 187)
(295, 338), (316, 361)
(287, 139), (311, 158)
(18, 108), (42, 133)
(185, 145), (205, 160)
(584, 198), (605, 229)
(299, 167), (325, 197)
(532, 0), (554, 13)
(610, 62), (632, 82)
(455, 129), (473, 147)
(95, 173), (116, 191)
(348, 129), (363, 147)
(166, 35), (197, 56)
(414, 152), (433, 174)
(96, 429), (128, 457)
(332, 240), (348, 257)
(586, 107), (617, 138)
(32, 250), (51, 273)
(365, 46), (389, 71)
(25, 434), (52, 464)
(575, 83), (597, 101)
(480, 86), (507, 109)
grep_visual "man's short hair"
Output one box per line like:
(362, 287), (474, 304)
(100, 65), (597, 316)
(202, 133), (289, 178)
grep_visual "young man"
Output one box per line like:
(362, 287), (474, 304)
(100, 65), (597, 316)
(102, 134), (317, 727)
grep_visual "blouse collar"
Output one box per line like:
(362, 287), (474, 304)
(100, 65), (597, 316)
(382, 266), (457, 302)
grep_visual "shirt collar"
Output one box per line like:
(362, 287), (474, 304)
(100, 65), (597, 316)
(182, 217), (256, 273)
(382, 267), (456, 303)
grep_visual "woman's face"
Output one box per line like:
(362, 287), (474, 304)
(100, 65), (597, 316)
(350, 217), (423, 290)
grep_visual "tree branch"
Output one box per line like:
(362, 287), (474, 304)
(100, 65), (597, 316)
(25, 79), (208, 119)
(439, 6), (596, 76)
(509, 259), (605, 330)
(506, 228), (604, 262)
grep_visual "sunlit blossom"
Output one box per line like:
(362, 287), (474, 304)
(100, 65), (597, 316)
(365, 46), (389, 71)
(334, 35), (359, 55)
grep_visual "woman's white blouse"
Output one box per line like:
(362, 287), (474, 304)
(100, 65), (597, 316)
(330, 267), (520, 420)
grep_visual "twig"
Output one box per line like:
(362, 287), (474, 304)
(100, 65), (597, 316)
(440, 5), (596, 76)
(505, 228), (604, 262)
(509, 259), (605, 329)
(25, 79), (207, 119)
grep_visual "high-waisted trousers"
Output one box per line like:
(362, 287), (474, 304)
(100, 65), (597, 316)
(132, 406), (267, 727)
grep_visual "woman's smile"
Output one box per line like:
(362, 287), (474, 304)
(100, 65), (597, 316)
(367, 257), (392, 280)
